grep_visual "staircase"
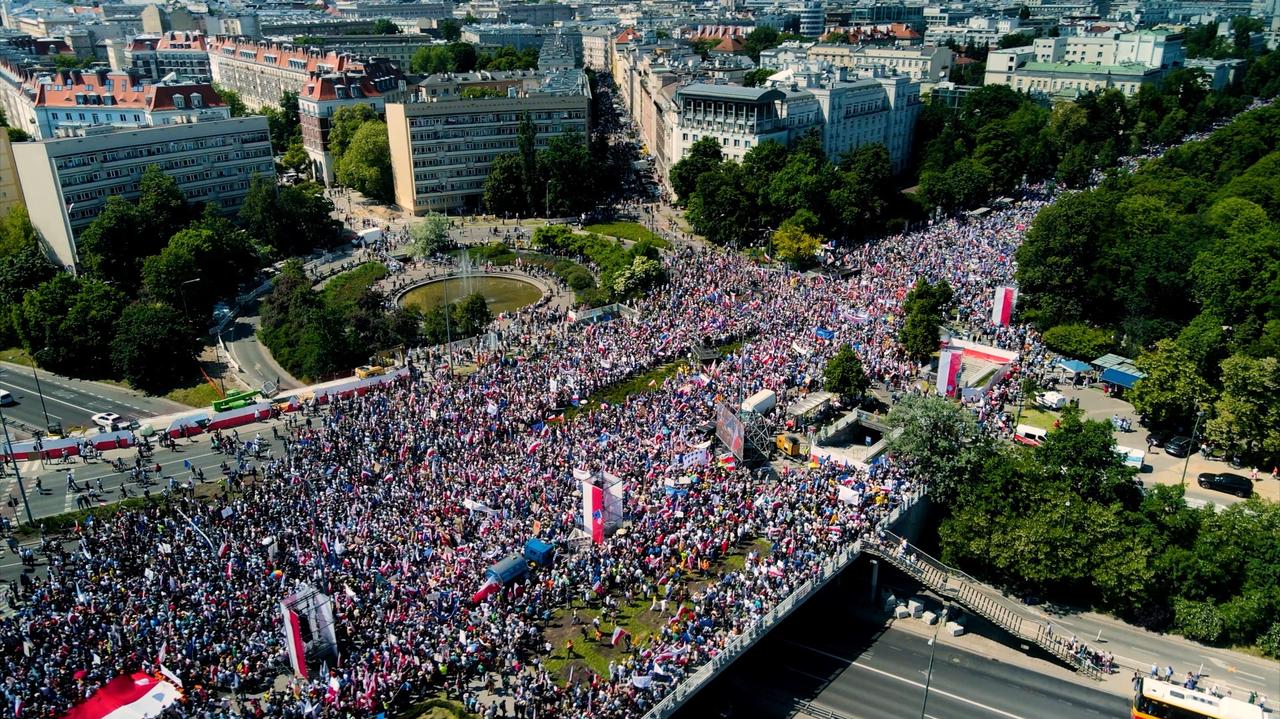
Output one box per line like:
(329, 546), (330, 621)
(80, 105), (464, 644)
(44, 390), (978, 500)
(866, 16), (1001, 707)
(864, 530), (1103, 680)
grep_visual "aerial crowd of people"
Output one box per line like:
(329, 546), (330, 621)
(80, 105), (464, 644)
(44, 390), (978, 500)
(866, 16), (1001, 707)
(3, 100), (1266, 719)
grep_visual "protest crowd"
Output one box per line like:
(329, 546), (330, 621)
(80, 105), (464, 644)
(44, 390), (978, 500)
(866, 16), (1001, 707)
(6, 99), (1251, 717)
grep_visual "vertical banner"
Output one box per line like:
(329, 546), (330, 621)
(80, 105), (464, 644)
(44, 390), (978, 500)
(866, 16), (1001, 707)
(603, 471), (624, 527)
(280, 602), (308, 678)
(991, 286), (1017, 326)
(937, 345), (963, 398)
(581, 480), (604, 543)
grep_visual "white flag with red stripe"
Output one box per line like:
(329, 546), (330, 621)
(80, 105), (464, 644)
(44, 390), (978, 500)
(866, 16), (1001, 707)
(61, 673), (181, 719)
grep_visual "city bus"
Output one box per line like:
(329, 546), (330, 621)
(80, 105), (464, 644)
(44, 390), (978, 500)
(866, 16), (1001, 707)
(1133, 677), (1264, 719)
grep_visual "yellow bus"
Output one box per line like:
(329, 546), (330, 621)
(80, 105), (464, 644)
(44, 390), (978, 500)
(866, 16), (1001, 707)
(1133, 677), (1264, 719)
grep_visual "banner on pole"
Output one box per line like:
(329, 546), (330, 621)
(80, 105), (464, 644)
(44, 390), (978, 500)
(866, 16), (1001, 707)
(991, 286), (1017, 326)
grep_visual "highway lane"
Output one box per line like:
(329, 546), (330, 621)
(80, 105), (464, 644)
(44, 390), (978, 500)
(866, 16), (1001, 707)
(676, 587), (1130, 719)
(0, 361), (186, 436)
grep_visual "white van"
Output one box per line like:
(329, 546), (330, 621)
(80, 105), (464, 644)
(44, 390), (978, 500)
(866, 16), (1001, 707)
(0, 389), (12, 406)
(1036, 391), (1067, 410)
(1013, 424), (1048, 446)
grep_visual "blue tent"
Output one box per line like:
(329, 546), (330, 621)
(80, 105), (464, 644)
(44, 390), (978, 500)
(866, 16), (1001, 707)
(1056, 359), (1091, 374)
(1100, 367), (1141, 389)
(523, 538), (554, 566)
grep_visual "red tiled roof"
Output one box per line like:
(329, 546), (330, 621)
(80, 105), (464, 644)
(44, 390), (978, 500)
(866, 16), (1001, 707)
(615, 28), (642, 44)
(33, 72), (223, 111)
(301, 73), (383, 101)
(156, 31), (207, 51)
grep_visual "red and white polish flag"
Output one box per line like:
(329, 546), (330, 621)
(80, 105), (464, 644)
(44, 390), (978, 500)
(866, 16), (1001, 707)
(582, 480), (604, 543)
(62, 673), (181, 719)
(991, 286), (1017, 326)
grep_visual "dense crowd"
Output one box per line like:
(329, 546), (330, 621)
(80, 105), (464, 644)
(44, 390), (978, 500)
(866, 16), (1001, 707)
(11, 100), (1260, 718)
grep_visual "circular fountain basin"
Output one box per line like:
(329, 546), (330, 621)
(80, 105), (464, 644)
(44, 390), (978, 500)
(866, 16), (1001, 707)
(399, 275), (544, 315)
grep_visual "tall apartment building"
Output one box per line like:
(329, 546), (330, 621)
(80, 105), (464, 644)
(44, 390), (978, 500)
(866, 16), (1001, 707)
(386, 69), (590, 214)
(798, 1), (826, 37)
(299, 63), (405, 184)
(208, 37), (364, 109)
(111, 31), (211, 81)
(581, 27), (613, 72)
(984, 29), (1184, 96)
(807, 44), (953, 81)
(331, 0), (454, 20)
(0, 65), (230, 140)
(12, 116), (274, 270)
(674, 64), (921, 173)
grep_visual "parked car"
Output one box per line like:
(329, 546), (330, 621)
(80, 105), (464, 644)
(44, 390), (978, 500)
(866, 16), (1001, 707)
(1145, 430), (1171, 448)
(1196, 472), (1253, 498)
(1164, 435), (1196, 457)
(0, 389), (12, 406)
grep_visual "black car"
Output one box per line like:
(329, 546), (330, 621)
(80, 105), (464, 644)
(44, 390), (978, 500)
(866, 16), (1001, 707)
(1145, 430), (1171, 448)
(1164, 435), (1195, 457)
(1197, 472), (1253, 498)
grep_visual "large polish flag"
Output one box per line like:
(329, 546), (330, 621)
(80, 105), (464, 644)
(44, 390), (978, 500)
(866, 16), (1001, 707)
(63, 673), (181, 719)
(991, 286), (1017, 326)
(582, 480), (604, 543)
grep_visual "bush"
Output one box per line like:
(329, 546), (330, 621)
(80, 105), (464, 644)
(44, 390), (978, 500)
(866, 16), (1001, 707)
(1172, 598), (1225, 644)
(1260, 621), (1280, 658)
(470, 242), (515, 264)
(565, 266), (596, 291)
(1042, 323), (1116, 360)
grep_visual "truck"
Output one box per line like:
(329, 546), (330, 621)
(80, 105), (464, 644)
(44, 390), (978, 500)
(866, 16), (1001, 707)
(741, 389), (777, 415)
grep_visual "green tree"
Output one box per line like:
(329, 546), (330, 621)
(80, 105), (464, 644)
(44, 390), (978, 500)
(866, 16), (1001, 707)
(538, 133), (596, 216)
(742, 68), (774, 87)
(742, 26), (781, 60)
(452, 292), (493, 336)
(1129, 339), (1213, 429)
(998, 32), (1035, 49)
(75, 196), (144, 289)
(336, 121), (393, 202)
(137, 165), (193, 240)
(264, 90), (301, 153)
(831, 144), (894, 238)
(919, 158), (993, 214)
(885, 393), (987, 504)
(17, 274), (126, 375)
(438, 18), (461, 41)
(483, 153), (528, 216)
(1015, 189), (1117, 328)
(212, 84), (248, 117)
(517, 112), (538, 209)
(823, 344), (870, 402)
(898, 278), (953, 363)
(1041, 323), (1115, 359)
(685, 163), (753, 246)
(111, 302), (201, 392)
(371, 18), (401, 34)
(771, 217), (821, 266)
(411, 213), (452, 257)
(669, 137), (723, 203)
(328, 104), (378, 160)
(1205, 354), (1280, 466)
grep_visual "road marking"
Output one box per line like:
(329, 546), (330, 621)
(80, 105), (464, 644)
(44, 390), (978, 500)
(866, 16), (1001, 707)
(1207, 656), (1269, 683)
(784, 640), (1029, 719)
(0, 379), (99, 416)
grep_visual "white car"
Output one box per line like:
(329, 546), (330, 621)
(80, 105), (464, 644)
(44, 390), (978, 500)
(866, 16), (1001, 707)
(0, 389), (12, 406)
(91, 412), (123, 430)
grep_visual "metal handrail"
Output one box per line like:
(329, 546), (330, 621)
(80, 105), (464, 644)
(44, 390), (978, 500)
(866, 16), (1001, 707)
(640, 487), (925, 719)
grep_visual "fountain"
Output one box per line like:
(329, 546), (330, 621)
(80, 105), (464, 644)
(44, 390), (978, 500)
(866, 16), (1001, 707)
(398, 251), (544, 315)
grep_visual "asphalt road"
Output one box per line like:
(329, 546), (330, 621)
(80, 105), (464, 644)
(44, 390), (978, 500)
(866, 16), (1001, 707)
(676, 586), (1130, 719)
(0, 417), (289, 539)
(0, 361), (185, 438)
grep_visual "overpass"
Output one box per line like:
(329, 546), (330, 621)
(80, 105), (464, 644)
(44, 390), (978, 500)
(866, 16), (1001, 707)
(641, 495), (1102, 719)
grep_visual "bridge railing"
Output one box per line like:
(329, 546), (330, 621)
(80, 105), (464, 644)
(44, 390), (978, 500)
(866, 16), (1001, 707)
(639, 487), (925, 719)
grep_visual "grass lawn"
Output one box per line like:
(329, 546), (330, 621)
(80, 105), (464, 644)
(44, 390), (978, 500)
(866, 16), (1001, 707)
(165, 381), (224, 408)
(1018, 407), (1058, 430)
(0, 347), (34, 365)
(408, 698), (476, 719)
(584, 222), (671, 249)
(563, 359), (689, 420)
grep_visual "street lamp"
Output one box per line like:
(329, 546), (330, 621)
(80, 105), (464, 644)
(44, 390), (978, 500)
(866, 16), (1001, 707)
(27, 358), (51, 432)
(178, 278), (201, 321)
(0, 402), (34, 526)
(920, 602), (950, 719)
(1180, 409), (1206, 488)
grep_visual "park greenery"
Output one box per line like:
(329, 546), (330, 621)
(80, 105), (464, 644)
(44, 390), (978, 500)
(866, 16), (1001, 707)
(887, 396), (1280, 657)
(259, 260), (422, 381)
(483, 114), (600, 218)
(670, 134), (905, 247)
(1015, 102), (1280, 465)
(466, 241), (605, 307)
(898, 278), (953, 363)
(531, 225), (665, 301)
(822, 344), (870, 402)
(420, 293), (494, 347)
(0, 159), (340, 393)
